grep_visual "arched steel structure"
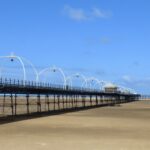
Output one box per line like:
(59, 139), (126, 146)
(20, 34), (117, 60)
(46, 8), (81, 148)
(0, 53), (39, 84)
(85, 77), (102, 90)
(118, 85), (137, 94)
(0, 54), (137, 95)
(0, 54), (26, 84)
(66, 73), (88, 89)
(21, 57), (39, 82)
(38, 66), (66, 89)
(99, 80), (114, 90)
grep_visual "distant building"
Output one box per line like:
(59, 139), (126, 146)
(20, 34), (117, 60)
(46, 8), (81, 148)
(104, 83), (118, 93)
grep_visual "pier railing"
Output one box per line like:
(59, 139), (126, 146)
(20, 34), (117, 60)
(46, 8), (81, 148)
(0, 77), (102, 92)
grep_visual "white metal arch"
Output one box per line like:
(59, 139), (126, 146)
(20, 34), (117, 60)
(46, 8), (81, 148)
(0, 53), (39, 84)
(85, 77), (102, 90)
(21, 57), (39, 82)
(98, 80), (113, 90)
(118, 85), (137, 94)
(66, 73), (88, 89)
(0, 54), (26, 84)
(38, 66), (66, 89)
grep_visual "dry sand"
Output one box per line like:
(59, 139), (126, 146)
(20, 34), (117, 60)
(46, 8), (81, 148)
(0, 100), (150, 150)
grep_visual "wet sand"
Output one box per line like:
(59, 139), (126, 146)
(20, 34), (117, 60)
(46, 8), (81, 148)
(0, 100), (150, 150)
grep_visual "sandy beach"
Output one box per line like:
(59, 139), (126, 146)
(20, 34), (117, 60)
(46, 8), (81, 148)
(0, 100), (150, 150)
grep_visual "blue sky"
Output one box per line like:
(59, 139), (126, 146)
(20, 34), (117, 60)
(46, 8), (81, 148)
(0, 0), (150, 94)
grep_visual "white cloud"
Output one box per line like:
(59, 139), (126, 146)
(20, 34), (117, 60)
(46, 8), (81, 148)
(92, 8), (112, 18)
(63, 5), (112, 21)
(122, 75), (132, 82)
(63, 5), (88, 21)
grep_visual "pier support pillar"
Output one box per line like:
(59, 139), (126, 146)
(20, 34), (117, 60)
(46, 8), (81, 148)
(3, 93), (6, 113)
(14, 94), (17, 115)
(37, 94), (41, 112)
(10, 94), (14, 116)
(26, 94), (30, 114)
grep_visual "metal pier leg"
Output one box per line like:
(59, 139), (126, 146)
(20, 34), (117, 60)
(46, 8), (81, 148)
(37, 95), (38, 112)
(65, 95), (67, 109)
(76, 95), (77, 106)
(74, 95), (76, 108)
(97, 96), (99, 105)
(71, 96), (73, 108)
(44, 95), (47, 111)
(73, 95), (76, 108)
(39, 95), (41, 112)
(83, 96), (86, 108)
(82, 96), (84, 107)
(54, 95), (56, 111)
(82, 96), (84, 108)
(96, 95), (98, 106)
(66, 95), (68, 109)
(10, 94), (14, 116)
(79, 96), (81, 108)
(26, 94), (29, 114)
(46, 95), (50, 111)
(3, 93), (6, 113)
(37, 94), (41, 112)
(62, 95), (64, 110)
(76, 95), (78, 108)
(85, 96), (86, 107)
(14, 94), (17, 115)
(57, 95), (60, 110)
(74, 95), (77, 108)
(68, 95), (70, 108)
(90, 96), (92, 106)
(80, 96), (82, 108)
